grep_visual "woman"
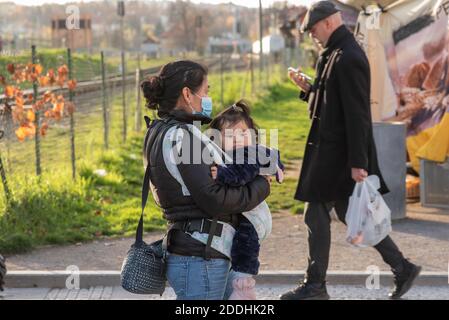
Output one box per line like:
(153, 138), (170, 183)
(140, 60), (270, 300)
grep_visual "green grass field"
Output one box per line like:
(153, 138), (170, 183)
(0, 48), (201, 86)
(0, 62), (312, 254)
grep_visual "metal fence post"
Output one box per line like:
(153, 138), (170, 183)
(101, 51), (109, 149)
(220, 51), (224, 108)
(0, 144), (11, 204)
(31, 45), (41, 176)
(135, 53), (142, 132)
(67, 48), (76, 180)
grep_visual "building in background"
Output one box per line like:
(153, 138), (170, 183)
(141, 34), (160, 58)
(207, 34), (252, 55)
(252, 34), (285, 55)
(51, 15), (93, 50)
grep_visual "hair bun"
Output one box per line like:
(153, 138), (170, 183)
(235, 99), (251, 115)
(141, 75), (165, 109)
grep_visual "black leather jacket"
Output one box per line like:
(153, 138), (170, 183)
(143, 110), (270, 259)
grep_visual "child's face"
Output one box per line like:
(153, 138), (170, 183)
(221, 120), (254, 151)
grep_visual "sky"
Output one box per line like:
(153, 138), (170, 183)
(0, 0), (315, 8)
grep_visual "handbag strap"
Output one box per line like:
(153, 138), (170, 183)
(137, 118), (223, 259)
(135, 163), (152, 245)
(135, 118), (177, 245)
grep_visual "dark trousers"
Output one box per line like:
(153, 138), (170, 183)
(305, 200), (405, 283)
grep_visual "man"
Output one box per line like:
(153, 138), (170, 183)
(281, 1), (421, 300)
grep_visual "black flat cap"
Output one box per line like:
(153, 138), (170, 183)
(300, 1), (340, 33)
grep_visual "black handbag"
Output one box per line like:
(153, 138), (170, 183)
(120, 119), (168, 295)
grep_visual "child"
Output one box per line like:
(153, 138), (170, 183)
(208, 100), (284, 300)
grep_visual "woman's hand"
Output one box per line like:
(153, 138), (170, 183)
(210, 165), (218, 180)
(263, 175), (272, 186)
(277, 168), (284, 184)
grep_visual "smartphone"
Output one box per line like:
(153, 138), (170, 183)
(288, 67), (312, 81)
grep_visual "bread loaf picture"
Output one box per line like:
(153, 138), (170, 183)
(383, 4), (449, 134)
(405, 62), (430, 88)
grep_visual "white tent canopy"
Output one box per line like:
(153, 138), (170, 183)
(252, 34), (285, 55)
(337, 0), (412, 11)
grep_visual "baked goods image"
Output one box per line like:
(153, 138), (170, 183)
(407, 91), (446, 135)
(405, 62), (430, 88)
(423, 35), (447, 61)
(389, 87), (445, 135)
(422, 54), (449, 90)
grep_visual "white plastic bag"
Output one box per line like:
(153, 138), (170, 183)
(345, 175), (392, 247)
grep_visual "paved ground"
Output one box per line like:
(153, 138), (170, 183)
(1, 284), (448, 300)
(5, 203), (449, 272)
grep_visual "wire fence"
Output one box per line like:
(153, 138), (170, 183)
(0, 44), (311, 202)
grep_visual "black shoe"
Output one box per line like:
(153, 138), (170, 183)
(280, 281), (330, 300)
(389, 259), (422, 300)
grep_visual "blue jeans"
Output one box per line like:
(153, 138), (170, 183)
(166, 254), (232, 300)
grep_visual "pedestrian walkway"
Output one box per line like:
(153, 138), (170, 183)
(5, 203), (449, 272)
(1, 284), (448, 300)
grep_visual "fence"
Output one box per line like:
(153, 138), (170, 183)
(0, 45), (311, 203)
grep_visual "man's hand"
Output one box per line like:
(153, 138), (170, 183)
(288, 67), (311, 93)
(352, 168), (368, 182)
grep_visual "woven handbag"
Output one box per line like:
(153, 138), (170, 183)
(121, 119), (168, 295)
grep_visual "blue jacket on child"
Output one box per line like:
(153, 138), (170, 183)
(215, 144), (284, 275)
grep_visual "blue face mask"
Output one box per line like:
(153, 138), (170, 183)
(192, 93), (213, 118)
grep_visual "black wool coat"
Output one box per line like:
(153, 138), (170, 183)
(295, 25), (389, 203)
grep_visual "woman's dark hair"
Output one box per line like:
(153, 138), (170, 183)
(209, 99), (258, 132)
(141, 60), (208, 117)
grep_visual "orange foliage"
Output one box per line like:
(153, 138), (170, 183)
(67, 80), (77, 91)
(1, 62), (77, 142)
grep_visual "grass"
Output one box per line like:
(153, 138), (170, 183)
(0, 63), (312, 254)
(0, 134), (166, 254)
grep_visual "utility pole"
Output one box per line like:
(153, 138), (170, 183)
(118, 0), (127, 143)
(135, 16), (144, 132)
(259, 0), (264, 87)
(195, 15), (202, 55)
(233, 4), (241, 56)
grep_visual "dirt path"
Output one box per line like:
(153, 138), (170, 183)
(5, 203), (449, 272)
